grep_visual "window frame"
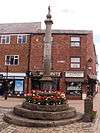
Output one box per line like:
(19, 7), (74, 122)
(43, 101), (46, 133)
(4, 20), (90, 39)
(5, 55), (19, 65)
(0, 35), (10, 44)
(70, 57), (81, 68)
(70, 36), (80, 47)
(17, 34), (27, 44)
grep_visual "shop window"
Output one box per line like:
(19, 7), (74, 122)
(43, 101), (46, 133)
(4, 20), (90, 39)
(41, 82), (52, 90)
(17, 35), (27, 44)
(32, 80), (40, 90)
(71, 37), (80, 47)
(70, 57), (80, 68)
(0, 35), (10, 44)
(8, 79), (24, 96)
(52, 78), (59, 91)
(66, 82), (82, 96)
(15, 80), (24, 92)
(5, 55), (19, 65)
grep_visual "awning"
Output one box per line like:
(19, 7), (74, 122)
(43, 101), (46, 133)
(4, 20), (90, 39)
(65, 78), (84, 82)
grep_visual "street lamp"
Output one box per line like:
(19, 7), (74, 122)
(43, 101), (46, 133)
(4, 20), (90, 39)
(83, 59), (94, 122)
(26, 71), (33, 93)
(4, 65), (9, 100)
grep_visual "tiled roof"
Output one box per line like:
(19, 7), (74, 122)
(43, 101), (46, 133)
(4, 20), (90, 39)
(0, 22), (92, 34)
(52, 30), (92, 34)
(0, 22), (41, 34)
(39, 29), (92, 34)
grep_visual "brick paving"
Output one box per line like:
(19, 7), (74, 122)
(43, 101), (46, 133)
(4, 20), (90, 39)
(0, 94), (99, 133)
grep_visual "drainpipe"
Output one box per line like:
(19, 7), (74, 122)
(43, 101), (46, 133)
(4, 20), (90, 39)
(25, 33), (32, 94)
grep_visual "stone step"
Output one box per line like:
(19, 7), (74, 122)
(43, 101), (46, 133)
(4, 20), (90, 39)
(3, 112), (82, 127)
(22, 102), (69, 112)
(14, 105), (76, 120)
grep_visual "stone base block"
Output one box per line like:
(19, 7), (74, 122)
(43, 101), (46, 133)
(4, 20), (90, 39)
(3, 112), (82, 127)
(22, 102), (69, 112)
(14, 105), (76, 120)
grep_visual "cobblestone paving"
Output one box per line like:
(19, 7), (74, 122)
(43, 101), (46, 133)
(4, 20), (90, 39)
(0, 94), (99, 133)
(0, 108), (16, 133)
(14, 122), (95, 133)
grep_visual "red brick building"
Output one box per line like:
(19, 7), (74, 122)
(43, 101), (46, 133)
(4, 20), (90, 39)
(0, 9), (97, 99)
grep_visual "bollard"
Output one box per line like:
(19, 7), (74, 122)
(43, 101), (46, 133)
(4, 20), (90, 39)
(83, 96), (93, 122)
(4, 91), (8, 100)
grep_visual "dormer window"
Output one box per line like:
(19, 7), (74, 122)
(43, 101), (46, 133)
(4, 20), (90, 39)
(17, 35), (27, 44)
(0, 35), (10, 44)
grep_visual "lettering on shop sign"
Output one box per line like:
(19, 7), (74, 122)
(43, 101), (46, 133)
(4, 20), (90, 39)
(67, 86), (81, 90)
(65, 71), (84, 77)
(50, 72), (61, 77)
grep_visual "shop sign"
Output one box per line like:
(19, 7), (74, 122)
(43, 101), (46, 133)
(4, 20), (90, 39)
(50, 72), (61, 77)
(67, 86), (81, 90)
(65, 71), (84, 78)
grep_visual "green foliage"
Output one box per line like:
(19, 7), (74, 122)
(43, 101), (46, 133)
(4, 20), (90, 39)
(25, 96), (33, 103)
(91, 110), (97, 120)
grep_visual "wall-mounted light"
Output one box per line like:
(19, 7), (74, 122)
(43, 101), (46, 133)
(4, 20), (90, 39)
(88, 67), (92, 70)
(36, 38), (39, 42)
(26, 71), (33, 77)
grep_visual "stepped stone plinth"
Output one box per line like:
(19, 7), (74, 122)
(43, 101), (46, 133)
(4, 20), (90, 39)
(3, 101), (82, 127)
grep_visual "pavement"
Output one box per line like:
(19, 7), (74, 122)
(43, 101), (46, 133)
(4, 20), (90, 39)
(0, 96), (24, 109)
(0, 93), (99, 133)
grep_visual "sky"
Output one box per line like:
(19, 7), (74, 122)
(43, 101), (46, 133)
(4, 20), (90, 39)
(0, 0), (100, 78)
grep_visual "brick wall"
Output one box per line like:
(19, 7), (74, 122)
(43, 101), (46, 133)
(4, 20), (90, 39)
(0, 34), (29, 73)
(0, 32), (96, 77)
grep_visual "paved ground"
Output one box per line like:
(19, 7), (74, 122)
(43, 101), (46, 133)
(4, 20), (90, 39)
(0, 93), (99, 133)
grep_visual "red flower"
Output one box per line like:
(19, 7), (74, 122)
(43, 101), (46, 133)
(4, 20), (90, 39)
(26, 93), (32, 96)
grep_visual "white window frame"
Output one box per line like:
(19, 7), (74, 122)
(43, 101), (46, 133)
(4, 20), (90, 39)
(71, 58), (80, 63)
(17, 34), (27, 44)
(0, 35), (10, 44)
(5, 55), (19, 65)
(70, 57), (80, 68)
(71, 37), (80, 47)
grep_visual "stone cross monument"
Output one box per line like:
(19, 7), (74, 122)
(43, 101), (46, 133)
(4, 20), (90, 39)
(40, 6), (53, 90)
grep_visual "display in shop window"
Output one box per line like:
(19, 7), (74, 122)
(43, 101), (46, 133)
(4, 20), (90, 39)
(66, 82), (82, 96)
(15, 80), (24, 95)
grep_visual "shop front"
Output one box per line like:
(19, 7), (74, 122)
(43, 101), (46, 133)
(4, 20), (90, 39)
(8, 79), (24, 96)
(65, 71), (85, 99)
(0, 72), (26, 96)
(66, 82), (82, 96)
(30, 71), (61, 92)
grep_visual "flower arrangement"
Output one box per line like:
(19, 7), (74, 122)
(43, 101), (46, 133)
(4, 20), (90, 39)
(24, 90), (66, 105)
